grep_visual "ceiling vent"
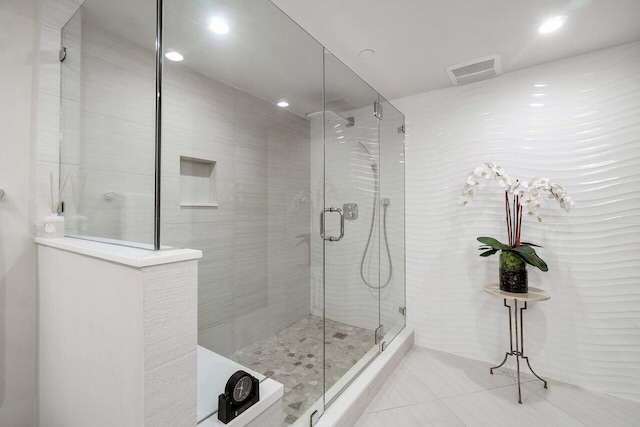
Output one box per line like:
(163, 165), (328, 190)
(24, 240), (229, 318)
(446, 54), (502, 86)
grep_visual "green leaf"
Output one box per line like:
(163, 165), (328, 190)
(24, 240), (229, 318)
(511, 248), (548, 272)
(479, 248), (499, 257)
(514, 245), (535, 255)
(477, 237), (509, 250)
(521, 241), (543, 248)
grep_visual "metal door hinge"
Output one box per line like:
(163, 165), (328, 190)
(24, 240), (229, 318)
(375, 324), (384, 344)
(398, 124), (405, 134)
(310, 410), (320, 426)
(59, 47), (67, 62)
(399, 306), (406, 316)
(374, 101), (383, 120)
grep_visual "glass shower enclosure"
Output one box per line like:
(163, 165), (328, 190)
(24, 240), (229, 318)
(58, 0), (405, 425)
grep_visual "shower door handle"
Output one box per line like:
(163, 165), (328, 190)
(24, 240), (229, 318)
(320, 207), (344, 242)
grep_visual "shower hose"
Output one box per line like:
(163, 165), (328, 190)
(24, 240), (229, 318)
(359, 163), (393, 290)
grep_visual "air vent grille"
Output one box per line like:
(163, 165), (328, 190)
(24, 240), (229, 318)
(446, 55), (502, 85)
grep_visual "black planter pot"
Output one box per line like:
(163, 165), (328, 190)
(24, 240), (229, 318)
(499, 252), (528, 293)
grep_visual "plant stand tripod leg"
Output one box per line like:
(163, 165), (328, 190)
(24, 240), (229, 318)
(490, 352), (510, 374)
(519, 302), (548, 389)
(514, 299), (522, 404)
(490, 299), (513, 374)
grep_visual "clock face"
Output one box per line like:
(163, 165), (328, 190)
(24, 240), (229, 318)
(233, 375), (252, 403)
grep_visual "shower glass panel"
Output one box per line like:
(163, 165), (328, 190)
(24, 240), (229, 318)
(59, 0), (405, 424)
(59, 0), (157, 248)
(322, 51), (382, 403)
(378, 96), (406, 346)
(160, 0), (325, 424)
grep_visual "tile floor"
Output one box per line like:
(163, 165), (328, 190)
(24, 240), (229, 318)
(228, 315), (373, 425)
(355, 345), (640, 426)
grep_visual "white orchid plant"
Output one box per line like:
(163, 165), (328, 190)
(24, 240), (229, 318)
(458, 162), (574, 272)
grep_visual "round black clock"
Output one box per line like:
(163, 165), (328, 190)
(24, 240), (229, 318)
(219, 370), (260, 424)
(228, 371), (253, 404)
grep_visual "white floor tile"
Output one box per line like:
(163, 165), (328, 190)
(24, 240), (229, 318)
(439, 382), (583, 427)
(525, 380), (640, 426)
(363, 362), (438, 413)
(402, 346), (530, 399)
(355, 344), (640, 427)
(355, 400), (464, 427)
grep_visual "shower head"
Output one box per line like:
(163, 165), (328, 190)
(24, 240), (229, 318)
(306, 110), (355, 127)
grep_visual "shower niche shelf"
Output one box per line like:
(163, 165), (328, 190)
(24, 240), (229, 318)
(180, 156), (218, 207)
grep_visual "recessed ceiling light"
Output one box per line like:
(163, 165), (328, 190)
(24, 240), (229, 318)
(359, 49), (375, 58)
(277, 101), (289, 108)
(209, 17), (229, 34)
(165, 51), (183, 62)
(538, 16), (568, 34)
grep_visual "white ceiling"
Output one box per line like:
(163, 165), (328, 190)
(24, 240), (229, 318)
(74, 0), (640, 116)
(271, 0), (640, 100)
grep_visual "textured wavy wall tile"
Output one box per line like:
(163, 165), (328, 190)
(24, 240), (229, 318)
(395, 41), (640, 402)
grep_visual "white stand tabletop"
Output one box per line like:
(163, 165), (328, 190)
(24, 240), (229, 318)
(483, 284), (550, 302)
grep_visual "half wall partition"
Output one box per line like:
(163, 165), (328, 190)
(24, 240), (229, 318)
(58, 0), (405, 425)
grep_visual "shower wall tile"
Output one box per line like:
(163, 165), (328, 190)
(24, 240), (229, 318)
(82, 24), (155, 79)
(143, 261), (198, 371)
(394, 41), (640, 402)
(162, 128), (235, 181)
(39, 25), (62, 97)
(162, 90), (236, 144)
(78, 112), (155, 174)
(233, 220), (269, 317)
(37, 92), (61, 164)
(199, 322), (236, 357)
(144, 351), (197, 427)
(41, 0), (82, 30)
(80, 54), (155, 124)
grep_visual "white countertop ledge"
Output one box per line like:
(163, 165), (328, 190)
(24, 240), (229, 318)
(35, 237), (202, 268)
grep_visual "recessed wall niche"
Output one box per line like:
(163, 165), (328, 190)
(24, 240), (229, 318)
(179, 156), (217, 207)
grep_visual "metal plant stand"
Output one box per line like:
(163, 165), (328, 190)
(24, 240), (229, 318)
(484, 284), (550, 404)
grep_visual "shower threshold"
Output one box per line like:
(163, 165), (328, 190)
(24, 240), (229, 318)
(228, 315), (373, 426)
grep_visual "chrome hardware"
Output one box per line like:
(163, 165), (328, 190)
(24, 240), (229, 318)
(0, 188), (4, 199)
(310, 410), (320, 426)
(399, 306), (406, 316)
(59, 47), (67, 62)
(346, 116), (355, 127)
(343, 203), (358, 220)
(320, 207), (344, 241)
(373, 101), (383, 120)
(374, 324), (384, 344)
(398, 124), (405, 134)
(381, 341), (387, 351)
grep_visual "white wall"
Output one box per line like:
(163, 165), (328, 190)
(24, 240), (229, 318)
(1, 0), (82, 423)
(0, 2), (39, 424)
(395, 41), (640, 402)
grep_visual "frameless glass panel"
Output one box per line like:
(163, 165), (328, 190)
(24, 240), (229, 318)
(160, 0), (324, 424)
(378, 96), (406, 346)
(322, 51), (381, 403)
(59, 0), (157, 248)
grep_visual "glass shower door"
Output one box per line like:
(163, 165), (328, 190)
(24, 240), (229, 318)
(377, 96), (406, 346)
(322, 51), (381, 404)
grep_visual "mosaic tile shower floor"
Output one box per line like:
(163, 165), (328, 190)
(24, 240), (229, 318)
(228, 315), (374, 425)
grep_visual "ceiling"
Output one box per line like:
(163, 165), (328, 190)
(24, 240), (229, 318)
(74, 0), (640, 117)
(271, 0), (640, 100)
